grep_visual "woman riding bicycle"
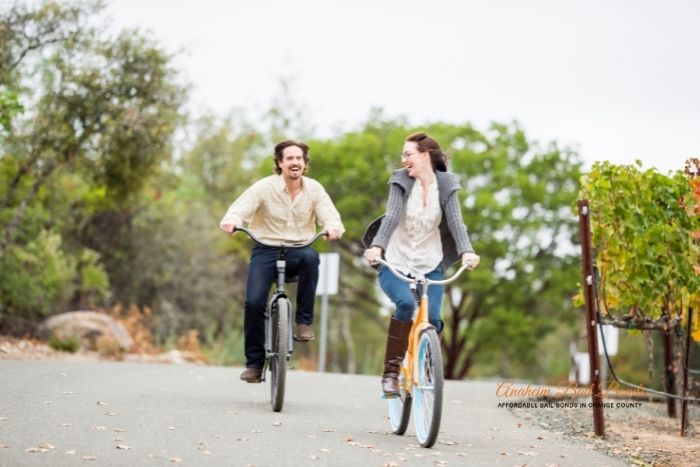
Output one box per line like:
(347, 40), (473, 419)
(363, 132), (480, 395)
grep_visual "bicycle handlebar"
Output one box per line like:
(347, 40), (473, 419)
(233, 226), (327, 249)
(373, 257), (471, 286)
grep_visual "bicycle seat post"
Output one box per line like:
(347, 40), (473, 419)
(276, 247), (287, 294)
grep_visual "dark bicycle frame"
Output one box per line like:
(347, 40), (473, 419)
(233, 227), (327, 381)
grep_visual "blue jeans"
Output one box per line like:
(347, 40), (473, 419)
(244, 245), (319, 368)
(378, 264), (444, 332)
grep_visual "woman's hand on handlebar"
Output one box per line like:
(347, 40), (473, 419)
(461, 252), (480, 270)
(363, 246), (383, 265)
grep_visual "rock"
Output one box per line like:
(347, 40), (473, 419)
(40, 311), (133, 351)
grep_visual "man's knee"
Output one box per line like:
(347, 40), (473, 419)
(296, 248), (319, 267)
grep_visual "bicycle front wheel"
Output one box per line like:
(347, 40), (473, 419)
(388, 370), (412, 435)
(270, 298), (289, 412)
(412, 328), (444, 448)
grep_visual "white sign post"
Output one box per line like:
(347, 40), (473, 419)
(316, 252), (340, 372)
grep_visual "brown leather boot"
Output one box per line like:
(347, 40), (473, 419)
(381, 317), (412, 395)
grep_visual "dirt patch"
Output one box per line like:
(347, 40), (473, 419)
(0, 336), (204, 364)
(510, 396), (700, 466)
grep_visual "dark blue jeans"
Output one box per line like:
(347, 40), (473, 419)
(378, 264), (444, 332)
(244, 245), (319, 369)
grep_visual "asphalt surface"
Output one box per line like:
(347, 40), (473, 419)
(0, 360), (624, 466)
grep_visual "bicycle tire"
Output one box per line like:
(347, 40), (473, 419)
(413, 328), (443, 448)
(388, 371), (412, 435)
(270, 298), (288, 412)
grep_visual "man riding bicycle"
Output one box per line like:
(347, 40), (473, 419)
(220, 140), (344, 383)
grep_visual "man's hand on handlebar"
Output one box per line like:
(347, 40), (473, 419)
(220, 223), (236, 234)
(325, 227), (341, 241)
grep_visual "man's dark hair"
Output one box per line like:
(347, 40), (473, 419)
(274, 140), (310, 175)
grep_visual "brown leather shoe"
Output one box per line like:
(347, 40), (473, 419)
(293, 323), (315, 342)
(240, 367), (262, 383)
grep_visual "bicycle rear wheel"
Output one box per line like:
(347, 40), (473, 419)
(388, 370), (411, 435)
(413, 328), (443, 448)
(270, 298), (289, 412)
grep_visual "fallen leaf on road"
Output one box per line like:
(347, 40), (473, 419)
(0, 444), (9, 448)
(456, 452), (466, 457)
(170, 456), (183, 463)
(25, 443), (55, 453)
(59, 372), (67, 377)
(413, 453), (425, 458)
(62, 423), (71, 427)
(517, 451), (537, 456)
(62, 391), (75, 395)
(114, 428), (126, 432)
(82, 455), (97, 460)
(529, 444), (541, 449)
(96, 401), (107, 406)
(322, 428), (335, 432)
(319, 449), (330, 453)
(431, 451), (443, 456)
(168, 426), (176, 430)
(383, 463), (401, 467)
(545, 464), (560, 467)
(113, 437), (124, 442)
(43, 401), (52, 404)
(309, 454), (319, 460)
(106, 412), (116, 416)
(0, 417), (6, 421)
(500, 451), (510, 456)
(65, 449), (76, 455)
(272, 421), (282, 426)
(115, 445), (131, 450)
(345, 436), (352, 441)
(91, 426), (107, 431)
(439, 440), (457, 445)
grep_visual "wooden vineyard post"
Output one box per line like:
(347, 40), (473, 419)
(578, 200), (605, 438)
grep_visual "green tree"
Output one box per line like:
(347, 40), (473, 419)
(309, 118), (583, 380)
(0, 1), (183, 331)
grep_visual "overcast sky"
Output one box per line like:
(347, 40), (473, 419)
(106, 0), (699, 174)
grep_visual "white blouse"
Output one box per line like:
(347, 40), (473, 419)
(385, 177), (443, 275)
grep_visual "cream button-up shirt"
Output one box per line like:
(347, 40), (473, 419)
(385, 178), (442, 275)
(220, 175), (344, 244)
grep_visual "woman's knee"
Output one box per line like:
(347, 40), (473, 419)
(393, 299), (415, 321)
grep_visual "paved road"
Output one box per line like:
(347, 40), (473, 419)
(0, 360), (623, 466)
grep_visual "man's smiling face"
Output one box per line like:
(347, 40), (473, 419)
(278, 145), (306, 181)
